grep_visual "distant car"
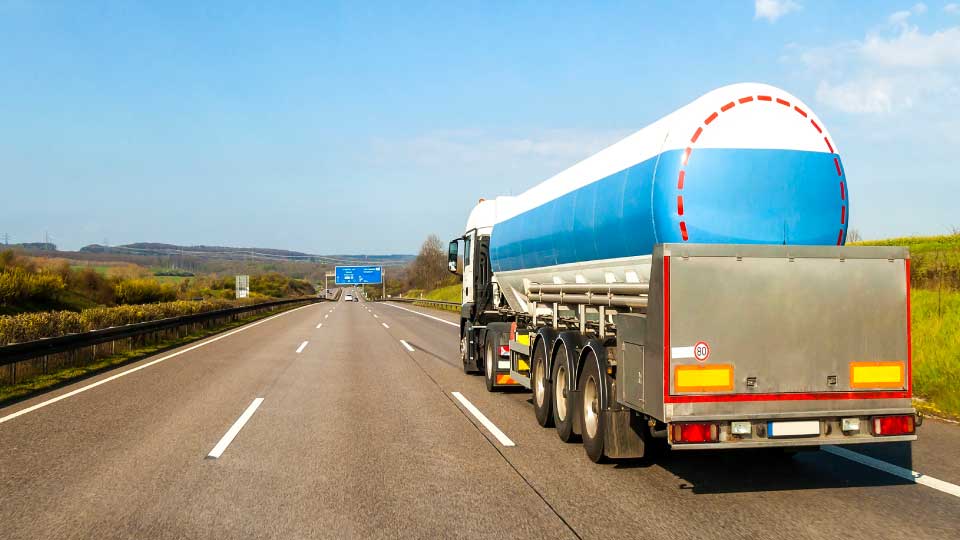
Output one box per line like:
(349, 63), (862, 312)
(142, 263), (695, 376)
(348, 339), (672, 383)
(344, 294), (353, 301)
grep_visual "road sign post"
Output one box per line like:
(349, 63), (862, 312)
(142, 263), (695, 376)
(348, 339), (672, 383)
(324, 272), (335, 298)
(235, 275), (249, 299)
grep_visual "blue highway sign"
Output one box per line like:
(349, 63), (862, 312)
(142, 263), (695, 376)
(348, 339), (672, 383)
(335, 265), (383, 285)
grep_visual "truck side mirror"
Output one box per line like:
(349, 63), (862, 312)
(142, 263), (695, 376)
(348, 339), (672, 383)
(448, 240), (461, 275)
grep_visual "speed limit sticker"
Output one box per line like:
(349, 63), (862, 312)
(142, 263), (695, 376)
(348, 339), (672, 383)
(694, 341), (710, 362)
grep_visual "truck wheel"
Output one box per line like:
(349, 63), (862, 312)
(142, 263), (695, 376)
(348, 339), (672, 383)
(551, 346), (579, 443)
(484, 332), (501, 392)
(531, 339), (554, 428)
(461, 323), (478, 374)
(579, 354), (606, 463)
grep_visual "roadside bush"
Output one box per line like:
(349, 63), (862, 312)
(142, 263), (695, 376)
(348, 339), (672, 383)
(0, 297), (264, 346)
(0, 267), (66, 306)
(114, 279), (178, 305)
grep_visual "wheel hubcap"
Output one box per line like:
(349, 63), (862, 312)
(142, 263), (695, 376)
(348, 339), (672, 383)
(555, 365), (567, 421)
(534, 357), (546, 407)
(584, 374), (599, 439)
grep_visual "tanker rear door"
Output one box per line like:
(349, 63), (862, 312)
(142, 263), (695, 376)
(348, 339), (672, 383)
(662, 244), (910, 398)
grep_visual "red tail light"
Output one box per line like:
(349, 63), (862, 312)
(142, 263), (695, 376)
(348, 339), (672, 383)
(498, 345), (510, 357)
(872, 415), (915, 436)
(672, 423), (719, 443)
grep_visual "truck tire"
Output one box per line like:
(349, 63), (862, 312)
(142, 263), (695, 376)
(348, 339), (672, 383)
(484, 331), (500, 392)
(461, 322), (478, 374)
(579, 353), (606, 463)
(531, 338), (554, 428)
(551, 346), (579, 443)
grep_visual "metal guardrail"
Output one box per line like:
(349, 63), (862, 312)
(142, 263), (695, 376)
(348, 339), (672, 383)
(0, 297), (317, 369)
(384, 297), (460, 312)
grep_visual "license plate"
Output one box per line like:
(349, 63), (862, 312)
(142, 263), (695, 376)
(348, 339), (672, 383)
(767, 420), (820, 438)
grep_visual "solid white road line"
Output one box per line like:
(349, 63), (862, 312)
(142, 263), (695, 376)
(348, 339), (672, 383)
(0, 303), (317, 425)
(400, 340), (415, 352)
(451, 392), (515, 447)
(296, 341), (309, 354)
(316, 322), (323, 329)
(207, 398), (264, 459)
(383, 302), (458, 327)
(382, 323), (390, 329)
(823, 445), (960, 498)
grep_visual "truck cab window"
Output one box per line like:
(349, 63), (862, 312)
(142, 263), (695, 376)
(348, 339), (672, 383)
(464, 237), (471, 265)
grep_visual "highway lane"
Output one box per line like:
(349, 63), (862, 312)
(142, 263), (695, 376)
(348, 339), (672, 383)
(372, 300), (960, 539)
(0, 296), (957, 539)
(0, 299), (574, 539)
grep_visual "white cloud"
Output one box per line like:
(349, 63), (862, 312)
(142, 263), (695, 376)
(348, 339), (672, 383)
(754, 0), (801, 22)
(793, 12), (960, 114)
(945, 3), (960, 14)
(815, 79), (896, 114)
(912, 2), (928, 14)
(862, 26), (960, 68)
(888, 10), (913, 26)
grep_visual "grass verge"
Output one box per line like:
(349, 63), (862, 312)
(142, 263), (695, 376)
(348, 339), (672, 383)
(911, 289), (960, 420)
(0, 303), (306, 405)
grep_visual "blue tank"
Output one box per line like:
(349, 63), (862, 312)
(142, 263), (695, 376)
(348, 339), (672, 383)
(489, 83), (848, 274)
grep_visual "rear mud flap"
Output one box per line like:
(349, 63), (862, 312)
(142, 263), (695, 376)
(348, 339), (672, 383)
(604, 410), (647, 459)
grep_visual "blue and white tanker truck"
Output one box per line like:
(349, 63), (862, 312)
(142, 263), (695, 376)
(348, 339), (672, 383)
(448, 83), (917, 462)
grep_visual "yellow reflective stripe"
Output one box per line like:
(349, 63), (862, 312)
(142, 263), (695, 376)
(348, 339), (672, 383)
(850, 362), (904, 389)
(517, 333), (530, 346)
(674, 364), (734, 393)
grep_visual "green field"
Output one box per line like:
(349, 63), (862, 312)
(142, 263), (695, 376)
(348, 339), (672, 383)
(911, 289), (960, 418)
(68, 264), (112, 275)
(153, 275), (192, 284)
(854, 233), (960, 253)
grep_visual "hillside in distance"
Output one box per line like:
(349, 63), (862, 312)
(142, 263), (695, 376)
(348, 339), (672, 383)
(79, 243), (414, 264)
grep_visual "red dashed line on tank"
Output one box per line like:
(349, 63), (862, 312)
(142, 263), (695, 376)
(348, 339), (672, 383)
(676, 93), (843, 242)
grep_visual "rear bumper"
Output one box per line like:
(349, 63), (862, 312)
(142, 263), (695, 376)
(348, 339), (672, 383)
(667, 408), (918, 449)
(673, 434), (916, 450)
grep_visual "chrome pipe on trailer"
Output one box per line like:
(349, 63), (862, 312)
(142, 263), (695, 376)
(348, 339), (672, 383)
(527, 283), (649, 296)
(531, 292), (648, 309)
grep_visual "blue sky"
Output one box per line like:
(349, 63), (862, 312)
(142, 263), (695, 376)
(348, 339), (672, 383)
(1, 1), (958, 253)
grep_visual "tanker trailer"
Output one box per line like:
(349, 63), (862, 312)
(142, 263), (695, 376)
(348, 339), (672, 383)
(447, 82), (917, 462)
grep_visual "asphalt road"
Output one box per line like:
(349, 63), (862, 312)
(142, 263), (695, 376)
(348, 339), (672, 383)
(1, 296), (957, 539)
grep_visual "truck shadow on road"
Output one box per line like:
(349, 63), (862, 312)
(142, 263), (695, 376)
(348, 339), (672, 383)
(614, 444), (914, 494)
